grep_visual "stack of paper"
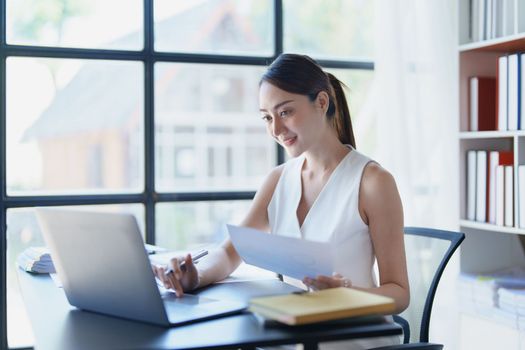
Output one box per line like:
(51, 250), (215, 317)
(17, 246), (55, 273)
(498, 288), (525, 316)
(18, 244), (168, 274)
(249, 287), (395, 325)
(458, 267), (525, 317)
(458, 273), (497, 317)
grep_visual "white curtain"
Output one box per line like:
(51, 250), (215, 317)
(373, 0), (459, 230)
(372, 0), (460, 348)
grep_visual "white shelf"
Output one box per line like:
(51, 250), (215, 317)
(459, 131), (525, 139)
(460, 220), (525, 235)
(459, 33), (525, 53)
(457, 3), (525, 342)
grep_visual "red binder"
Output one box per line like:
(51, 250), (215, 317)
(469, 76), (497, 131)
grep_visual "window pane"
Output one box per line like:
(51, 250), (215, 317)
(155, 63), (275, 192)
(6, 57), (144, 195)
(7, 205), (144, 349)
(284, 0), (375, 60)
(154, 0), (273, 55)
(6, 0), (143, 50)
(156, 201), (251, 251)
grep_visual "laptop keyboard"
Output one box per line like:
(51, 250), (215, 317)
(162, 293), (214, 305)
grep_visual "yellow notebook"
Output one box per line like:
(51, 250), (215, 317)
(249, 287), (396, 325)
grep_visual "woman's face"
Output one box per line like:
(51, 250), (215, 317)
(258, 81), (329, 157)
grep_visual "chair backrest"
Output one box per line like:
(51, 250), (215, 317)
(398, 227), (464, 343)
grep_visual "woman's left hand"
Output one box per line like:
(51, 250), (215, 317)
(302, 273), (352, 291)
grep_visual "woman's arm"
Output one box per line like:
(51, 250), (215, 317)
(155, 165), (284, 295)
(358, 163), (409, 314)
(303, 163), (410, 314)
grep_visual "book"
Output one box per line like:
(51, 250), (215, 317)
(493, 0), (503, 38)
(249, 287), (396, 326)
(479, 0), (487, 40)
(516, 0), (525, 36)
(521, 54), (525, 129)
(489, 151), (514, 224)
(476, 150), (488, 222)
(505, 165), (514, 227)
(469, 77), (497, 131)
(496, 165), (506, 226)
(467, 150), (477, 221)
(487, 0), (493, 39)
(471, 0), (481, 41)
(519, 165), (525, 228)
(498, 55), (508, 131)
(508, 53), (520, 130)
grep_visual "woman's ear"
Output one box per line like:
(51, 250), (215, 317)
(315, 91), (330, 114)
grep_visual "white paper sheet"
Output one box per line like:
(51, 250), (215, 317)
(215, 262), (279, 284)
(226, 224), (334, 281)
(49, 273), (63, 288)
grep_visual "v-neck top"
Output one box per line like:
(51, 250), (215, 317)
(267, 145), (378, 289)
(266, 146), (402, 348)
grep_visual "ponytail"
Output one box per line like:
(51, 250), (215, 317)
(326, 72), (356, 149)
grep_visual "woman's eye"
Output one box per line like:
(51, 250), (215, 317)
(279, 109), (292, 118)
(261, 115), (272, 122)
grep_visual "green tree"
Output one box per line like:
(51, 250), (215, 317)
(11, 0), (89, 43)
(10, 0), (90, 89)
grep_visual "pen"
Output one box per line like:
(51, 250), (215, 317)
(164, 249), (208, 276)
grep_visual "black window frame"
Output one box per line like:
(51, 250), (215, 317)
(0, 0), (373, 348)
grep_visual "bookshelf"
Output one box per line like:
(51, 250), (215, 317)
(459, 219), (525, 236)
(459, 33), (525, 53)
(458, 0), (525, 284)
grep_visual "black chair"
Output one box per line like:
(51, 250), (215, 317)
(369, 227), (465, 350)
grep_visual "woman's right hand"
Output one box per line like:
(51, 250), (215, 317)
(152, 254), (200, 297)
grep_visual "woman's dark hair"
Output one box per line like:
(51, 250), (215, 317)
(260, 53), (356, 148)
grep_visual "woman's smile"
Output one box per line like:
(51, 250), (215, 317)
(282, 136), (297, 146)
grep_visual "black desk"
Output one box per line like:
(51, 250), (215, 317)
(17, 271), (402, 350)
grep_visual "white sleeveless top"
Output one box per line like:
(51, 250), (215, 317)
(268, 145), (377, 288)
(267, 145), (401, 349)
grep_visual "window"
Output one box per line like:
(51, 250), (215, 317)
(0, 1), (375, 348)
(6, 57), (144, 194)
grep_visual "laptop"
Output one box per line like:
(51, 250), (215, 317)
(35, 207), (247, 327)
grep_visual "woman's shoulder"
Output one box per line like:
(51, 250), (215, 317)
(267, 163), (285, 182)
(361, 162), (396, 191)
(259, 155), (304, 191)
(360, 162), (400, 207)
(255, 163), (285, 197)
(357, 162), (401, 225)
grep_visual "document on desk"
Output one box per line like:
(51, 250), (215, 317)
(226, 224), (333, 280)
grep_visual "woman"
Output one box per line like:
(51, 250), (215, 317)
(154, 53), (409, 349)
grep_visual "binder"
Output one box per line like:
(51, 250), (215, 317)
(505, 165), (514, 227)
(498, 55), (508, 131)
(467, 150), (478, 221)
(488, 151), (513, 224)
(508, 53), (520, 130)
(520, 54), (525, 129)
(519, 165), (525, 228)
(249, 287), (395, 325)
(496, 165), (506, 226)
(476, 151), (488, 222)
(469, 77), (497, 131)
